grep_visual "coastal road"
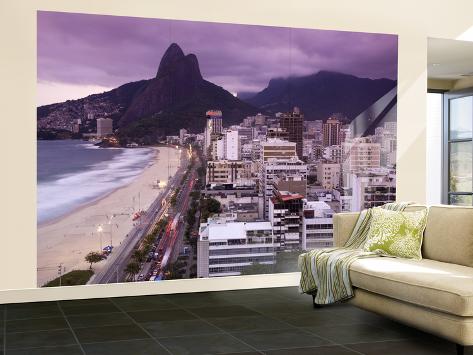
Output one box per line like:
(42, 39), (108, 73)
(158, 168), (196, 276)
(90, 148), (186, 284)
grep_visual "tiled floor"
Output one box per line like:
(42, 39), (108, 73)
(0, 287), (471, 355)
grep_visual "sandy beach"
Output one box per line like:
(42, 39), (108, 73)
(37, 146), (181, 287)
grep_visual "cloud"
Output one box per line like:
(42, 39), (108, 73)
(37, 11), (398, 99)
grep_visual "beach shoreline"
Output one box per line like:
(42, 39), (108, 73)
(37, 147), (159, 229)
(37, 146), (180, 287)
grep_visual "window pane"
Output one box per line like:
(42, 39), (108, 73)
(450, 96), (473, 140)
(449, 194), (473, 206)
(449, 141), (472, 192)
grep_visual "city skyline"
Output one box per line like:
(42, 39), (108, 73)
(37, 11), (398, 106)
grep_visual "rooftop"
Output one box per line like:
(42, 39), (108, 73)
(205, 221), (272, 240)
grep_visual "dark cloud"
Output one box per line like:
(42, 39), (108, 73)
(37, 11), (398, 94)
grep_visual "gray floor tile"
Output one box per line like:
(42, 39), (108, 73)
(61, 303), (120, 316)
(83, 339), (169, 355)
(67, 311), (133, 329)
(142, 319), (222, 338)
(6, 304), (63, 320)
(1, 286), (469, 355)
(347, 339), (467, 355)
(274, 310), (357, 327)
(59, 298), (112, 309)
(245, 302), (314, 315)
(113, 295), (176, 311)
(207, 315), (291, 333)
(264, 345), (359, 355)
(6, 317), (68, 333)
(128, 309), (196, 323)
(7, 345), (83, 355)
(232, 328), (331, 351)
(5, 329), (77, 350)
(74, 324), (150, 343)
(165, 292), (236, 308)
(190, 305), (259, 319)
(305, 323), (408, 344)
(159, 333), (253, 355)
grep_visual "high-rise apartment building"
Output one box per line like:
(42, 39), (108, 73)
(323, 118), (341, 147)
(206, 160), (252, 185)
(342, 139), (381, 173)
(204, 110), (223, 151)
(351, 171), (396, 211)
(316, 162), (341, 189)
(260, 158), (307, 218)
(224, 129), (240, 160)
(269, 190), (303, 250)
(96, 117), (113, 137)
(280, 107), (304, 159)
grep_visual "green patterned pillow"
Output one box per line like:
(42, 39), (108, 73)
(363, 208), (428, 259)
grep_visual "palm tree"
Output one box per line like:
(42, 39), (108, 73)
(132, 249), (147, 263)
(124, 261), (140, 281)
(84, 251), (105, 270)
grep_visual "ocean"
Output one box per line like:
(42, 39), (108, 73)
(37, 140), (155, 224)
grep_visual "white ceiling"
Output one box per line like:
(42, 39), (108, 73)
(428, 37), (473, 80)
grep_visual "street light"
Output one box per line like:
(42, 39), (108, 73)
(97, 225), (103, 251)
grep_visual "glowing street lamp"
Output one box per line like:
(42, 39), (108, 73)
(97, 225), (103, 251)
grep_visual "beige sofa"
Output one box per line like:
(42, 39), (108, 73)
(332, 205), (473, 355)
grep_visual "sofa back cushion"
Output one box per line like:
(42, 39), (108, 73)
(422, 205), (473, 267)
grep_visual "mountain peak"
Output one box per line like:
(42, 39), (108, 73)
(156, 43), (185, 77)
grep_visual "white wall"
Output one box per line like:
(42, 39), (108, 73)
(426, 93), (443, 205)
(0, 0), (473, 302)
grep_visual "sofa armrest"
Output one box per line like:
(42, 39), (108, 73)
(333, 212), (360, 247)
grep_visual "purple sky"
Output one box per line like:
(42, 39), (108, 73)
(37, 11), (398, 105)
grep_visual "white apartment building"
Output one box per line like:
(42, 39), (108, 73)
(316, 162), (341, 189)
(323, 145), (342, 163)
(224, 129), (240, 160)
(210, 136), (225, 161)
(260, 158), (307, 218)
(197, 219), (275, 277)
(302, 201), (334, 250)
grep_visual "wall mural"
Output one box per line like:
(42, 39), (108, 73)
(37, 11), (398, 287)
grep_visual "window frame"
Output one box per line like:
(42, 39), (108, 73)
(442, 88), (473, 205)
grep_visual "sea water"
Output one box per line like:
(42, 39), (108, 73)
(37, 140), (154, 224)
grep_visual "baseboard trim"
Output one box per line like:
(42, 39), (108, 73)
(0, 272), (301, 304)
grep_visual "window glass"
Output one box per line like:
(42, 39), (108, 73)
(450, 96), (473, 140)
(449, 141), (472, 192)
(449, 195), (473, 206)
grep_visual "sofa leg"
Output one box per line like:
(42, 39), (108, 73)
(456, 344), (464, 355)
(312, 294), (323, 309)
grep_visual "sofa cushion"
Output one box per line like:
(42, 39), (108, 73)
(363, 208), (428, 259)
(422, 205), (473, 268)
(350, 257), (473, 316)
